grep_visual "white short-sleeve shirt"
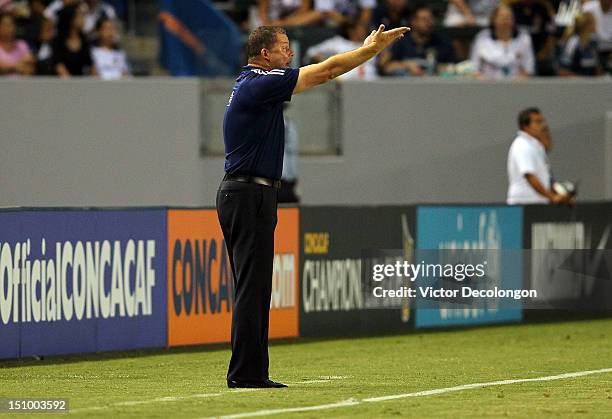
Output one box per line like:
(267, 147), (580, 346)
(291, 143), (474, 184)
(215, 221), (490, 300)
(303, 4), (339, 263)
(582, 0), (612, 52)
(507, 130), (551, 205)
(470, 29), (535, 79)
(92, 47), (129, 80)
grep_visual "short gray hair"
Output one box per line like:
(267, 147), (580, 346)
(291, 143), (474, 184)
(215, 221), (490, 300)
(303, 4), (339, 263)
(246, 26), (286, 60)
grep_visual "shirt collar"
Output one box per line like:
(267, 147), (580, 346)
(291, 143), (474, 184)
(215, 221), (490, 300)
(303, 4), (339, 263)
(244, 64), (274, 70)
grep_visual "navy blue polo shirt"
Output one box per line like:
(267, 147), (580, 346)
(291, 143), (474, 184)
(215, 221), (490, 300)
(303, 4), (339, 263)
(223, 65), (300, 180)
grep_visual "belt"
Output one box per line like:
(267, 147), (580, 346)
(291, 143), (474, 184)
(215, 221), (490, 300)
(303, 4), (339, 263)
(223, 173), (281, 189)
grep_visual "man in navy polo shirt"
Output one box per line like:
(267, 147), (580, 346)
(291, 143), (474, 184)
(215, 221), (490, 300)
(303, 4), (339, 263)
(217, 23), (409, 389)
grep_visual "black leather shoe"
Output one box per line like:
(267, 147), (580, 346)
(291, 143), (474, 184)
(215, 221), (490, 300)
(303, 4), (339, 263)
(263, 379), (288, 388)
(227, 379), (288, 388)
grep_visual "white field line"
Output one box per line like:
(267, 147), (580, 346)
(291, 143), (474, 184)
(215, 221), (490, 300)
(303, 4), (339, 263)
(285, 376), (347, 385)
(69, 389), (256, 413)
(68, 377), (345, 413)
(212, 399), (361, 418)
(205, 367), (612, 419)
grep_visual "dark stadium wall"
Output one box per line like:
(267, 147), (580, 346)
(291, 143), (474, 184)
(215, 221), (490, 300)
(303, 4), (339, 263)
(298, 206), (417, 337)
(523, 203), (612, 312)
(0, 79), (610, 207)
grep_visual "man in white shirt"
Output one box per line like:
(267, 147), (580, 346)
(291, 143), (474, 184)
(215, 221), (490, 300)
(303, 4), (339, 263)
(507, 107), (570, 205)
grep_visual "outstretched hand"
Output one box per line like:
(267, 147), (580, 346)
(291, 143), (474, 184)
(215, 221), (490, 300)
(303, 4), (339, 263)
(363, 24), (410, 52)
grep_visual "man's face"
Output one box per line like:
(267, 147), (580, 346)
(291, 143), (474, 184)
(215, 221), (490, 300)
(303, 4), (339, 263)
(524, 113), (551, 149)
(267, 33), (293, 69)
(412, 9), (434, 35)
(386, 0), (406, 13)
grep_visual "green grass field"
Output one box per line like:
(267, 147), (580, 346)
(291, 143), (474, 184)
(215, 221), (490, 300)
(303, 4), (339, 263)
(1, 318), (612, 418)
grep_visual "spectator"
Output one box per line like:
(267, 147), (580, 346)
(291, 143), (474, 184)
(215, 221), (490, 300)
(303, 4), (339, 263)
(33, 16), (54, 73)
(314, 0), (375, 27)
(21, 0), (51, 47)
(82, 0), (115, 34)
(52, 4), (94, 76)
(508, 0), (556, 75)
(470, 4), (535, 79)
(444, 0), (499, 27)
(305, 18), (377, 79)
(254, 0), (322, 28)
(0, 12), (34, 75)
(370, 0), (411, 30)
(558, 12), (602, 75)
(0, 0), (29, 14)
(6, 1), (33, 37)
(91, 16), (128, 79)
(379, 5), (456, 76)
(507, 107), (570, 205)
(582, 0), (611, 71)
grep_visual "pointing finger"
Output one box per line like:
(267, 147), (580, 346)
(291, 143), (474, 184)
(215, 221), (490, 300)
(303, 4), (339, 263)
(386, 26), (410, 37)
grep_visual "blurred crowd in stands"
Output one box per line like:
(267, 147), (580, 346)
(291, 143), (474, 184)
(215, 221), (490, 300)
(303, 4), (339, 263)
(244, 0), (612, 78)
(0, 0), (129, 78)
(1, 0), (610, 78)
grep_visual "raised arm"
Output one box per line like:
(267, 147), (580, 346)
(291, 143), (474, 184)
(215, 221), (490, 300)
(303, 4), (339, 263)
(293, 24), (409, 94)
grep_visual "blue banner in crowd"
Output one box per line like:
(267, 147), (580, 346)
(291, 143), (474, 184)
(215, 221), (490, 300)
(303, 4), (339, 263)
(0, 210), (167, 358)
(416, 206), (523, 328)
(159, 0), (242, 76)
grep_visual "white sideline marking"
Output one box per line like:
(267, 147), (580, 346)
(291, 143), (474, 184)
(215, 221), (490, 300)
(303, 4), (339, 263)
(288, 379), (336, 384)
(286, 376), (348, 385)
(363, 368), (612, 402)
(213, 399), (361, 418)
(68, 377), (345, 413)
(69, 390), (257, 413)
(206, 367), (612, 419)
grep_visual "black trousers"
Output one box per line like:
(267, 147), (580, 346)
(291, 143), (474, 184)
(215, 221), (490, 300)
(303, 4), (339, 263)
(278, 180), (299, 204)
(216, 179), (278, 382)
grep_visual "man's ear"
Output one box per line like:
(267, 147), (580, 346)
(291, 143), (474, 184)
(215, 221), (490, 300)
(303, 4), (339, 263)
(261, 48), (270, 60)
